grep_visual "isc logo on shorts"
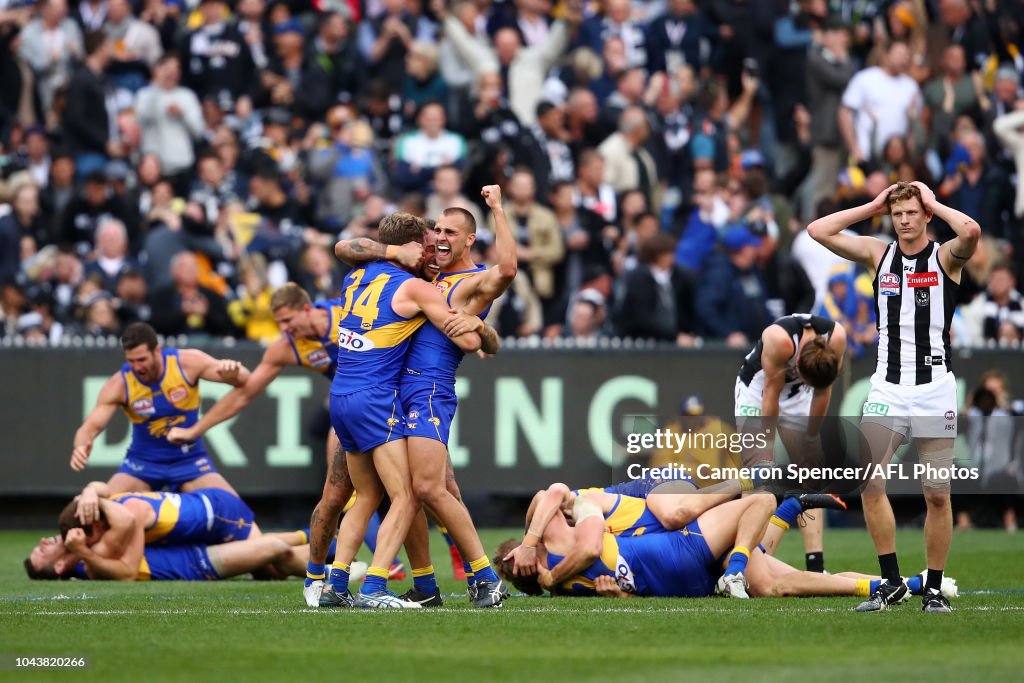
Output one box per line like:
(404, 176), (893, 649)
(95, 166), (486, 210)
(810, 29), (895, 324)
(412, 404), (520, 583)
(863, 402), (890, 416)
(879, 273), (900, 296)
(338, 330), (376, 352)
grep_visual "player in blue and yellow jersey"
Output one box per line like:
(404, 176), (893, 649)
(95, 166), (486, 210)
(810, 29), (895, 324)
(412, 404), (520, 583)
(166, 283), (406, 605)
(69, 323), (250, 495)
(321, 212), (487, 609)
(61, 480), (256, 546)
(493, 493), (953, 601)
(334, 186), (518, 608)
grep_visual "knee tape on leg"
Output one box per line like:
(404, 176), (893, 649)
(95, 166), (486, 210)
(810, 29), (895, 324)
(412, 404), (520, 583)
(919, 448), (955, 488)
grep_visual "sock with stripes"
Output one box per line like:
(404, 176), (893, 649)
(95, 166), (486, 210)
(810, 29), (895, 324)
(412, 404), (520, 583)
(361, 566), (388, 595)
(463, 562), (475, 585)
(438, 526), (456, 547)
(305, 562), (325, 588)
(329, 561), (350, 593)
(295, 529), (309, 544)
(469, 556), (498, 583)
(771, 497), (802, 529)
(412, 565), (438, 594)
(725, 546), (750, 576)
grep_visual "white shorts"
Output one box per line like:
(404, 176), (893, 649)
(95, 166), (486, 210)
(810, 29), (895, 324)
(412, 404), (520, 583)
(861, 372), (958, 440)
(734, 377), (813, 432)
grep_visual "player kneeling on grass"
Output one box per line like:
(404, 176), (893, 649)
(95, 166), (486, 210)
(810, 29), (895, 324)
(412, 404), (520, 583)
(495, 493), (957, 600)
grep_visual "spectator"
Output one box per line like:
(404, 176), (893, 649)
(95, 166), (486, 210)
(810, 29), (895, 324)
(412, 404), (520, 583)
(923, 44), (982, 153)
(487, 0), (552, 48)
(564, 87), (603, 153)
(148, 250), (234, 337)
(576, 0), (645, 70)
(963, 384), (1019, 532)
(83, 217), (136, 292)
(459, 71), (526, 167)
(314, 10), (364, 105)
(646, 0), (719, 75)
(613, 231), (696, 346)
(813, 263), (877, 358)
(62, 32), (117, 178)
(0, 184), (48, 276)
(574, 148), (617, 223)
(565, 287), (608, 340)
(21, 128), (52, 190)
(937, 130), (1010, 242)
(523, 99), (574, 200)
(104, 0), (162, 93)
(74, 0), (107, 33)
(179, 0), (256, 109)
(228, 253), (277, 343)
(307, 110), (378, 229)
(136, 54), (204, 187)
(695, 226), (770, 347)
(190, 150), (240, 225)
(496, 169), (564, 331)
(296, 243), (344, 302)
(113, 266), (149, 326)
(991, 103), (1024, 226)
(839, 40), (920, 164)
(673, 169), (724, 273)
(1, 9), (39, 135)
(402, 40), (449, 121)
(59, 170), (138, 258)
(77, 292), (120, 337)
(648, 395), (736, 473)
(392, 101), (467, 194)
(805, 16), (856, 221)
(598, 105), (658, 203)
(550, 180), (613, 298)
(980, 264), (1024, 344)
(259, 19), (331, 121)
(358, 0), (436, 89)
(0, 274), (28, 335)
(17, 0), (83, 117)
(425, 165), (484, 228)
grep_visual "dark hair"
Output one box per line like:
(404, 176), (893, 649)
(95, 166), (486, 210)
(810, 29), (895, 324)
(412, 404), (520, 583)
(797, 337), (840, 389)
(58, 499), (93, 541)
(83, 30), (108, 58)
(24, 557), (59, 581)
(971, 386), (997, 414)
(440, 207), (477, 235)
(378, 212), (426, 246)
(494, 538), (544, 596)
(154, 52), (180, 67)
(535, 100), (557, 119)
(121, 322), (159, 351)
(638, 232), (677, 265)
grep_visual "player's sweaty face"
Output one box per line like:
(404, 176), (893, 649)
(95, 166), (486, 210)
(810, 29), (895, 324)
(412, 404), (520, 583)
(124, 346), (160, 381)
(30, 535), (64, 570)
(273, 307), (311, 337)
(421, 229), (440, 281)
(889, 199), (928, 238)
(433, 216), (466, 269)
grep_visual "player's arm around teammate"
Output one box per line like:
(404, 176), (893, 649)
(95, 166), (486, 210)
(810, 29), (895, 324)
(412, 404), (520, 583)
(538, 494), (607, 591)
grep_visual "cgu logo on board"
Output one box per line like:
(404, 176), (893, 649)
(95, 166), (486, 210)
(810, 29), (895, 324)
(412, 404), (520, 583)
(337, 329), (376, 352)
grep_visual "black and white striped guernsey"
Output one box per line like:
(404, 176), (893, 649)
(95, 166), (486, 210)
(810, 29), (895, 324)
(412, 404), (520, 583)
(737, 314), (837, 398)
(872, 241), (957, 386)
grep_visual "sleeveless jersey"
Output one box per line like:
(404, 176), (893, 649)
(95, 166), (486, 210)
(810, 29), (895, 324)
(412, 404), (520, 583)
(574, 489), (665, 537)
(330, 261), (427, 394)
(286, 299), (344, 378)
(403, 266), (492, 385)
(121, 349), (204, 460)
(110, 491), (211, 544)
(872, 241), (956, 386)
(737, 314), (836, 400)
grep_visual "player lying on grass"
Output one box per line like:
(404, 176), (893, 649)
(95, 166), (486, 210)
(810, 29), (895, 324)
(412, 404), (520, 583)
(495, 493), (957, 600)
(502, 480), (847, 588)
(71, 323), (250, 495)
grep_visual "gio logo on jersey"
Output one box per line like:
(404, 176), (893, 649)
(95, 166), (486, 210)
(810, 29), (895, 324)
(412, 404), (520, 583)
(337, 329), (376, 352)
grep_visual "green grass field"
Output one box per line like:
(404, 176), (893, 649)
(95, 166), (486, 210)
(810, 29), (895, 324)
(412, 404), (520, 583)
(3, 528), (1023, 682)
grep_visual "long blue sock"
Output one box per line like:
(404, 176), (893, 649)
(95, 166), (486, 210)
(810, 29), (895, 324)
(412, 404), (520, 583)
(329, 561), (350, 592)
(361, 566), (388, 595)
(412, 565), (438, 594)
(774, 498), (803, 527)
(726, 547), (751, 576)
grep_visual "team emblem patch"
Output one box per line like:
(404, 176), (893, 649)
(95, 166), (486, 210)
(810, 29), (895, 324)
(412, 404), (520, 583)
(408, 411), (419, 420)
(945, 411), (956, 421)
(167, 386), (188, 403)
(131, 397), (155, 415)
(915, 287), (930, 307)
(306, 348), (331, 368)
(879, 273), (901, 296)
(435, 280), (451, 294)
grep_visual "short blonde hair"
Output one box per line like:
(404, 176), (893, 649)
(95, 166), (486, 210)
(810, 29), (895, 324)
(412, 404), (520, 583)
(270, 282), (312, 311)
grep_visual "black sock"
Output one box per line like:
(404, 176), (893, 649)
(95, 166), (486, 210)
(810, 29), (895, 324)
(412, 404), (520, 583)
(925, 568), (943, 592)
(805, 552), (825, 573)
(878, 553), (901, 584)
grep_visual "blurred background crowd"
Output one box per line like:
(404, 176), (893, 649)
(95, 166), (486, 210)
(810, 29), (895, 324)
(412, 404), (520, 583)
(1, 0), (1023, 350)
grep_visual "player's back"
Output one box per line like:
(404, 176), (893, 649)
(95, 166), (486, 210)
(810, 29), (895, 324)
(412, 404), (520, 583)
(403, 267), (490, 386)
(737, 313), (836, 393)
(121, 348), (204, 460)
(287, 299), (345, 378)
(331, 261), (427, 395)
(110, 489), (254, 545)
(572, 488), (665, 537)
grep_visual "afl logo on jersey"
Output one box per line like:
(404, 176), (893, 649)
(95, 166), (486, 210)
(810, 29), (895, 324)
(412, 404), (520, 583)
(131, 397), (156, 415)
(435, 280), (451, 294)
(338, 329), (376, 352)
(879, 273), (901, 296)
(306, 348), (331, 368)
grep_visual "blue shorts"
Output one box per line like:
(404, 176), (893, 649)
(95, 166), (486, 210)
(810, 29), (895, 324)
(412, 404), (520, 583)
(204, 488), (256, 543)
(400, 381), (457, 444)
(142, 545), (221, 581)
(604, 474), (696, 499)
(330, 387), (405, 453)
(636, 520), (717, 597)
(118, 450), (217, 491)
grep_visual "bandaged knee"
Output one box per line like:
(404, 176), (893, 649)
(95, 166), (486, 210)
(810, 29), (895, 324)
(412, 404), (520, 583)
(918, 448), (955, 488)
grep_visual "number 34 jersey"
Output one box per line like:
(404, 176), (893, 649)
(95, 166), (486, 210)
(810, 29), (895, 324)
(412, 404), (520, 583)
(331, 261), (427, 395)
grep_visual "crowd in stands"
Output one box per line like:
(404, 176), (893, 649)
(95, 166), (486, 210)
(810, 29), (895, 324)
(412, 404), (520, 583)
(1, 0), (1023, 349)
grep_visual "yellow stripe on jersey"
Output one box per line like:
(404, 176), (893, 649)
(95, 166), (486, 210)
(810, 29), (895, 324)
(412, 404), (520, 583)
(603, 496), (648, 536)
(363, 317), (427, 348)
(138, 555), (151, 581)
(147, 498), (181, 543)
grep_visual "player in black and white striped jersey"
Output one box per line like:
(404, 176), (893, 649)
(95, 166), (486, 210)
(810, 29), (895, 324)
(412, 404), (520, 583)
(808, 181), (980, 614)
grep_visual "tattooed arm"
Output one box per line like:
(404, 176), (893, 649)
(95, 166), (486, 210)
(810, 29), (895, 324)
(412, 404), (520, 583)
(334, 238), (424, 269)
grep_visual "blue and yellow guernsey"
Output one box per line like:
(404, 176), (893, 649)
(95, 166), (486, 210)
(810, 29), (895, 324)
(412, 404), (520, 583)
(287, 299), (345, 378)
(573, 490), (665, 537)
(121, 349), (205, 460)
(549, 526), (714, 597)
(109, 489), (253, 545)
(331, 261), (427, 394)
(403, 266), (490, 385)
